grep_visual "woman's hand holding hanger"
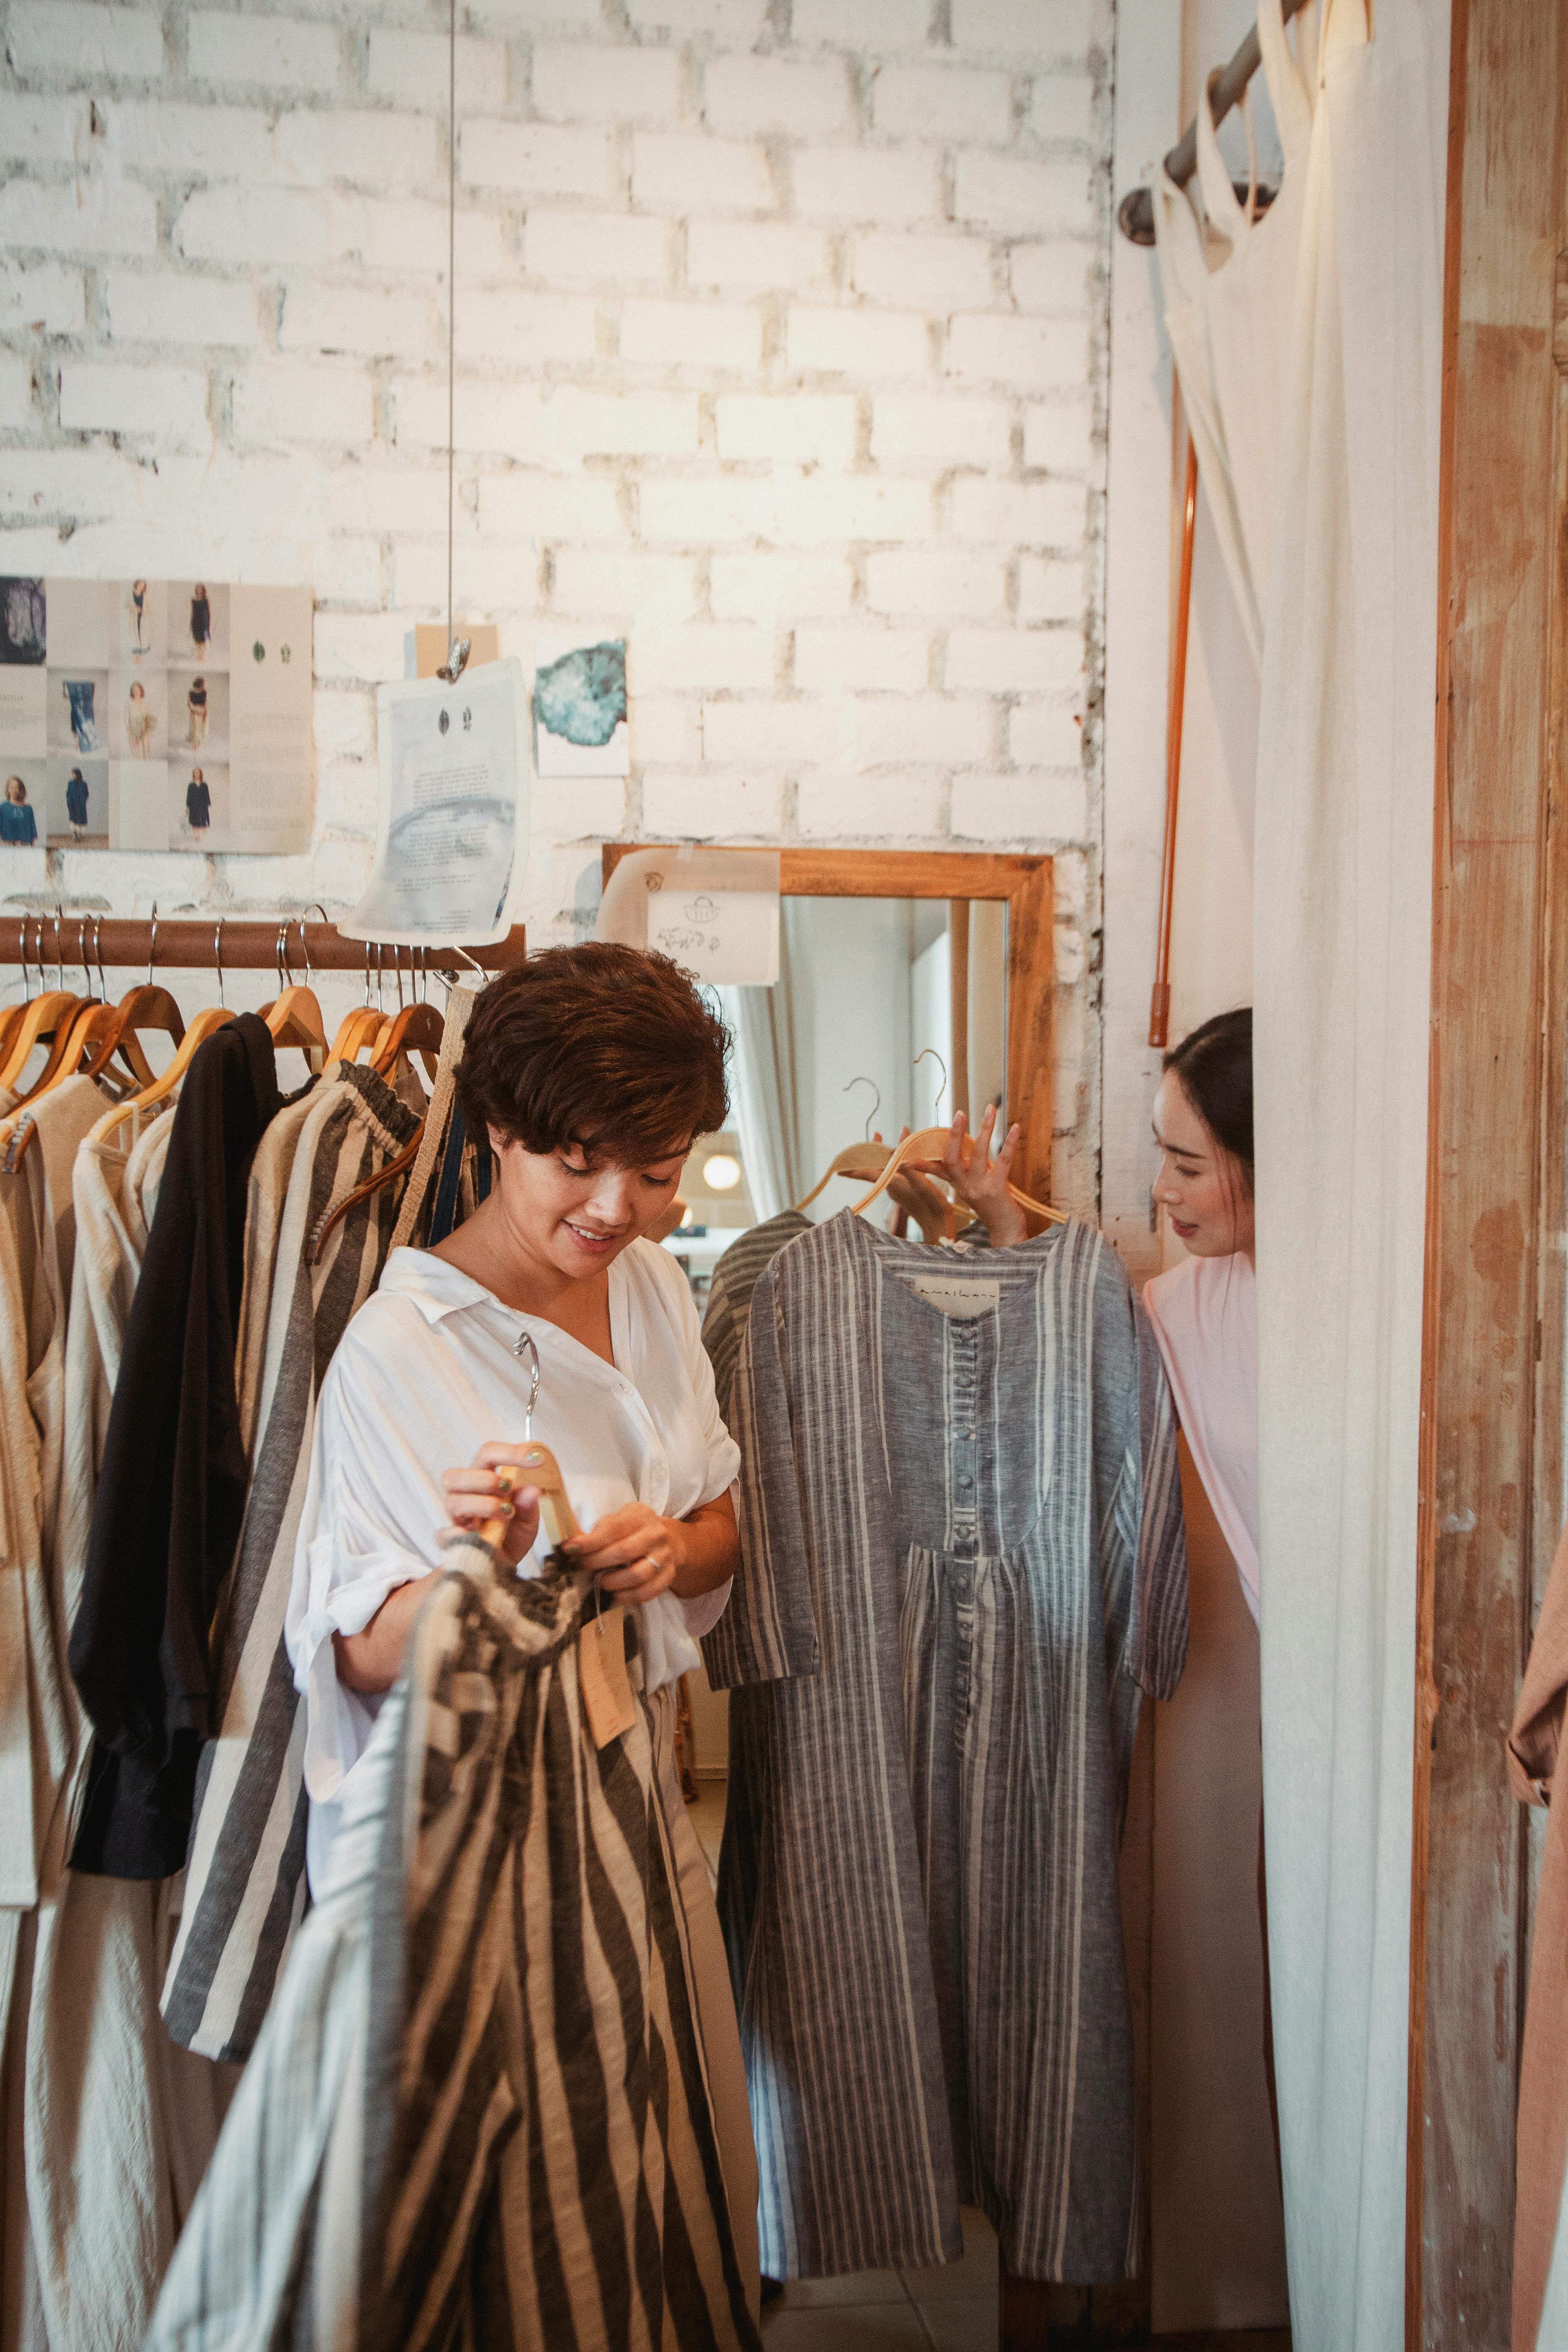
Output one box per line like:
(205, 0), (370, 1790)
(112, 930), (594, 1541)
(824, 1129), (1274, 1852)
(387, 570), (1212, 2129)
(903, 1105), (1029, 1249)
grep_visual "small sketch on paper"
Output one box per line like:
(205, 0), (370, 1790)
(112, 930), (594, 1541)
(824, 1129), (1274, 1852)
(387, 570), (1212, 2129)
(533, 637), (629, 778)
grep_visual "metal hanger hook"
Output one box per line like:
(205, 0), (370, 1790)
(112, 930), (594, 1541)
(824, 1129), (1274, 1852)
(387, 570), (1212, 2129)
(842, 1074), (882, 1143)
(77, 915), (91, 999)
(146, 901), (159, 989)
(303, 904), (330, 987)
(93, 913), (107, 999)
(53, 902), (64, 990)
(913, 1046), (948, 1122)
(513, 1327), (541, 1441)
(275, 918), (289, 991)
(214, 915), (226, 1008)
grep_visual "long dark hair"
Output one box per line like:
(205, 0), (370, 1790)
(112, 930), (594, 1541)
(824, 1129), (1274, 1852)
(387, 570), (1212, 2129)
(1164, 1008), (1253, 1191)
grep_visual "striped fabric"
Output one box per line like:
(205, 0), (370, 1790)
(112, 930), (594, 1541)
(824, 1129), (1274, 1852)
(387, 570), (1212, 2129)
(160, 1063), (420, 2060)
(148, 1555), (762, 2352)
(700, 1210), (812, 1421)
(705, 1210), (1187, 2285)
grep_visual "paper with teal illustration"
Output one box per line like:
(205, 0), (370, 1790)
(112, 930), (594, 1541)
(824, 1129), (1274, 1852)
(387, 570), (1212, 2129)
(533, 634), (629, 778)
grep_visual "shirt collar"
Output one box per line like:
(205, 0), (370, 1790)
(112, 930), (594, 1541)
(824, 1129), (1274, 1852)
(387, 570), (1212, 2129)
(379, 1246), (509, 1325)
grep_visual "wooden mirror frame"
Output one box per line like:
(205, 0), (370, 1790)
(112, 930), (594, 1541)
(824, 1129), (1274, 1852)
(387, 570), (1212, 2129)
(602, 846), (1056, 1204)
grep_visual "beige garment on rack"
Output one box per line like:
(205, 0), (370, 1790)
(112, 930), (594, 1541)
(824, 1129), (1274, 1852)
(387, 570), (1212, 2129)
(1252, 3), (1447, 2349)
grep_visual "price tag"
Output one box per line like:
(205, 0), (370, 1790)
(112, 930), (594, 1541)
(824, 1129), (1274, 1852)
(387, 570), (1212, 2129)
(578, 1602), (637, 1749)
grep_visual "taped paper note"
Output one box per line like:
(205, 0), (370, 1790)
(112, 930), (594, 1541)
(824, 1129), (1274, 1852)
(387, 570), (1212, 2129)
(595, 845), (781, 985)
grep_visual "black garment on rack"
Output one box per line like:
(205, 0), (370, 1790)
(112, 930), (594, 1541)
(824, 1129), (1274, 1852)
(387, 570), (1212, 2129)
(70, 1014), (286, 1878)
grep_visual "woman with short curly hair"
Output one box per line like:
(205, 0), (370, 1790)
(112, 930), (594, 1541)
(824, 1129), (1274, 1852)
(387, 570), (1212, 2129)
(286, 943), (758, 2308)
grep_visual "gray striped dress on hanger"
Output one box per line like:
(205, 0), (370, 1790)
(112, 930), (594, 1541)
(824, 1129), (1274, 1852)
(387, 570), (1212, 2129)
(704, 1211), (1188, 2285)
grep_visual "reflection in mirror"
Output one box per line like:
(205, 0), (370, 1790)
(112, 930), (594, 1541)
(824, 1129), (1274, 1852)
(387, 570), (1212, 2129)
(662, 896), (1007, 1311)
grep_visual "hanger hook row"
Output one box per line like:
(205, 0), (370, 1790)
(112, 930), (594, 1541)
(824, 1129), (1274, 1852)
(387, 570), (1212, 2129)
(842, 1073), (882, 1142)
(146, 900), (159, 990)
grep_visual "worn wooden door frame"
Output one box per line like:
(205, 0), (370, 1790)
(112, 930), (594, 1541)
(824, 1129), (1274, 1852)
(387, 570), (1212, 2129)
(1407, 2), (1568, 2344)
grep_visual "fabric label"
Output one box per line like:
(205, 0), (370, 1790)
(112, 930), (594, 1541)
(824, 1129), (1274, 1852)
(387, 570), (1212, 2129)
(579, 1604), (637, 1749)
(905, 1274), (1002, 1318)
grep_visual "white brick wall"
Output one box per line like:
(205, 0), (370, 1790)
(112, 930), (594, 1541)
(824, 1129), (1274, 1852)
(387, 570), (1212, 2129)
(0, 0), (1115, 1211)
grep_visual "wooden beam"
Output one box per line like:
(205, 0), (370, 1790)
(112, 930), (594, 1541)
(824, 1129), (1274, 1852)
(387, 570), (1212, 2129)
(1408, 3), (1568, 2342)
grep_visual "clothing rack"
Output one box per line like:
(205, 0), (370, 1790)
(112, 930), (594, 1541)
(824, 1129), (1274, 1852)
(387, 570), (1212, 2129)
(0, 918), (527, 973)
(1116, 0), (1312, 246)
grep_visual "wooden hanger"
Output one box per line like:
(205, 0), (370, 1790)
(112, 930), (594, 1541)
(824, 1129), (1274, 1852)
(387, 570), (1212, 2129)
(264, 919), (328, 1070)
(308, 1121), (423, 1262)
(371, 1000), (443, 1082)
(91, 916), (238, 1143)
(0, 988), (80, 1096)
(853, 1126), (1070, 1228)
(330, 1003), (385, 1063)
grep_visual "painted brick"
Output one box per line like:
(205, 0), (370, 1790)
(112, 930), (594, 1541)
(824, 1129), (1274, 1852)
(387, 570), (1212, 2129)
(460, 119), (612, 199)
(851, 231), (993, 313)
(871, 393), (1009, 466)
(1009, 241), (1092, 315)
(948, 311), (1087, 390)
(0, 175), (157, 258)
(788, 305), (929, 377)
(394, 377), (548, 459)
(480, 471), (625, 540)
(555, 389), (700, 456)
(531, 779), (629, 842)
(313, 688), (375, 761)
(798, 768), (943, 837)
(232, 361), (374, 446)
(950, 475), (1086, 543)
(0, 358), (36, 432)
(1009, 698), (1083, 767)
(715, 394), (854, 464)
(313, 611), (410, 684)
(639, 473), (778, 542)
(0, 94), (92, 165)
(950, 0), (1093, 59)
(176, 184), (340, 267)
(0, 447), (136, 520)
(632, 132), (774, 217)
(794, 626), (926, 693)
(687, 219), (832, 293)
(361, 199), (510, 279)
(1019, 556), (1082, 621)
(951, 767), (1087, 841)
(641, 770), (784, 837)
(59, 361), (209, 440)
(108, 98), (273, 180)
(792, 146), (940, 226)
(628, 0), (768, 34)
(395, 538), (539, 613)
(187, 13), (341, 91)
(532, 44), (683, 124)
(631, 624), (774, 691)
(0, 260), (85, 337)
(8, 3), (162, 79)
(705, 57), (852, 137)
(280, 280), (437, 359)
(322, 461), (450, 534)
(1022, 397), (1093, 473)
(1029, 71), (1096, 143)
(701, 699), (832, 765)
(865, 549), (1005, 617)
(848, 694), (988, 765)
(630, 696), (702, 765)
(871, 64), (1012, 142)
(105, 270), (260, 348)
(458, 287), (599, 365)
(946, 627), (1082, 692)
(955, 152), (1093, 235)
(366, 30), (508, 113)
(524, 209), (670, 289)
(710, 551), (852, 620)
(775, 472), (932, 544)
(467, 0), (603, 27)
(552, 549), (699, 619)
(621, 299), (762, 371)
(789, 0), (928, 48)
(312, 537), (383, 604)
(276, 109), (442, 190)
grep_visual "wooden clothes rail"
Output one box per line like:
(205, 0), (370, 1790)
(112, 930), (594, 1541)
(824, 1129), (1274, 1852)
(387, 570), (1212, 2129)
(0, 920), (527, 972)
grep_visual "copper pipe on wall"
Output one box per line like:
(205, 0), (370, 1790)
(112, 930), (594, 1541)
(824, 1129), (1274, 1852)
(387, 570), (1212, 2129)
(1150, 438), (1199, 1052)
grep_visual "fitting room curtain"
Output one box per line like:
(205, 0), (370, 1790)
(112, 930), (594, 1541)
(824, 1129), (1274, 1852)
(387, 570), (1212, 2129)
(1251, 6), (1447, 2352)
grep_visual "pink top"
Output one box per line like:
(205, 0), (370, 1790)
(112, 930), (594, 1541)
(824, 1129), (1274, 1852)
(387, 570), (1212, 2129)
(1142, 1252), (1259, 1625)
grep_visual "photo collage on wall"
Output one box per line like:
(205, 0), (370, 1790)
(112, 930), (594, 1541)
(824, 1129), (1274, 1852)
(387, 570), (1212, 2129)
(0, 577), (313, 854)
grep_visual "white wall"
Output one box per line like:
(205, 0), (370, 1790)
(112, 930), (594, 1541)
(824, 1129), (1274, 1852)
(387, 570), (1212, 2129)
(0, 0), (1114, 1213)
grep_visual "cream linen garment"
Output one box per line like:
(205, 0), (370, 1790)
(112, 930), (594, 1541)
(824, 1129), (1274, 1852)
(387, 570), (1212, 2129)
(286, 1238), (740, 1893)
(1142, 1251), (1259, 1625)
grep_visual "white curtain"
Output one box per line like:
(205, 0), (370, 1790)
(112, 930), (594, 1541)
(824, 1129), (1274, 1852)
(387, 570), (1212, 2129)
(718, 906), (809, 1223)
(1252, 7), (1447, 2352)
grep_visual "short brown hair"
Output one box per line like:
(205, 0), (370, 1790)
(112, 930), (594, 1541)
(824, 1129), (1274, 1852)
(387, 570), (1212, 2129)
(454, 942), (729, 1165)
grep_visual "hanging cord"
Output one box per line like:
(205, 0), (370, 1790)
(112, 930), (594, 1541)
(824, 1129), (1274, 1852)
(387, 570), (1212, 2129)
(438, 0), (469, 688)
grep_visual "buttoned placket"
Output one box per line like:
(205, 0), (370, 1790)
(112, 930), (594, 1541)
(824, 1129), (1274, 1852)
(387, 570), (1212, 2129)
(505, 1309), (673, 1517)
(949, 1319), (982, 1741)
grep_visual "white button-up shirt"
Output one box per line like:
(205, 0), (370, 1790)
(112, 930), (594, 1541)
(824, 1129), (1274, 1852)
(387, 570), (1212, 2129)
(286, 1239), (740, 1892)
